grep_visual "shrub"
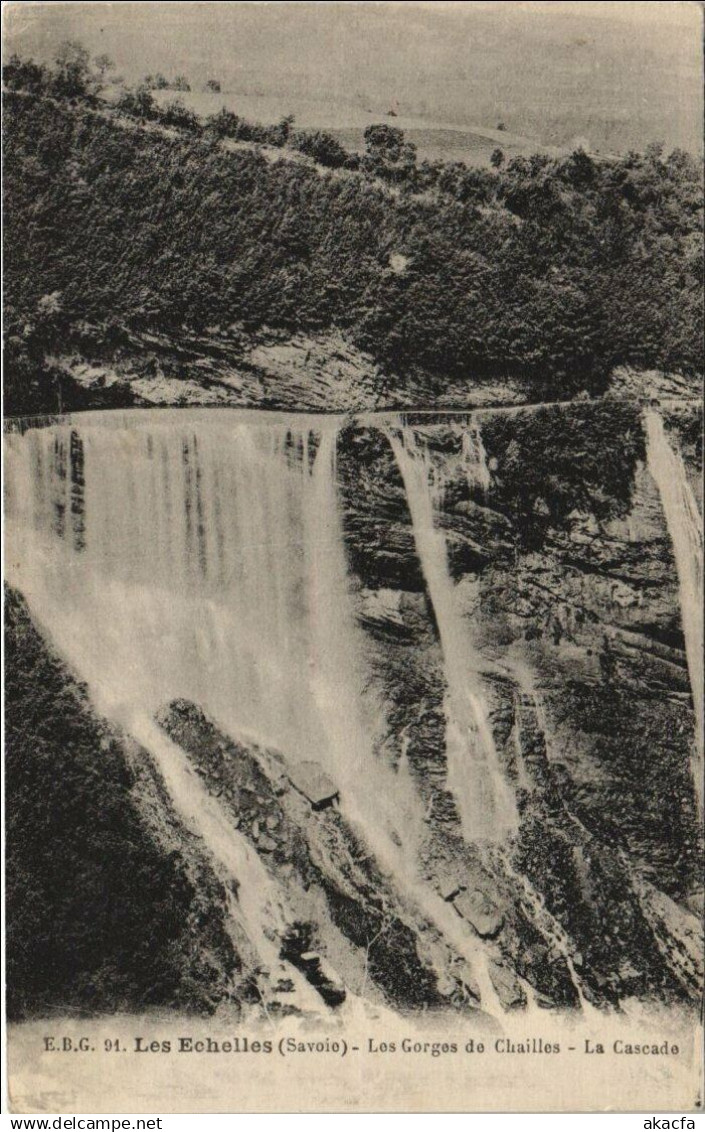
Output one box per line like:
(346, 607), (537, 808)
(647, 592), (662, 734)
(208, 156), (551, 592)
(115, 85), (157, 121)
(292, 129), (349, 168)
(158, 98), (201, 133)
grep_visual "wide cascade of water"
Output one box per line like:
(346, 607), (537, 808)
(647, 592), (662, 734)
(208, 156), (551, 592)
(5, 416), (344, 752)
(3, 410), (539, 1017)
(385, 423), (517, 842)
(644, 410), (704, 815)
(3, 413), (423, 915)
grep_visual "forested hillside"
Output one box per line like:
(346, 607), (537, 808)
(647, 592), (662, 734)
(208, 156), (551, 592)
(3, 52), (703, 415)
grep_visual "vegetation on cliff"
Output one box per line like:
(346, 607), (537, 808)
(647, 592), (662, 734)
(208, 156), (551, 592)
(481, 402), (647, 548)
(4, 587), (239, 1021)
(3, 45), (703, 416)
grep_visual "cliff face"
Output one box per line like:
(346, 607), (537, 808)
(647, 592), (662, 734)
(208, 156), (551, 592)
(4, 400), (702, 1021)
(42, 326), (540, 415)
(335, 402), (703, 1006)
(44, 327), (703, 416)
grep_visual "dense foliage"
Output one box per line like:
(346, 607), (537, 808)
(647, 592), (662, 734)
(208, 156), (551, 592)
(5, 587), (238, 1020)
(3, 49), (703, 415)
(291, 128), (352, 169)
(482, 402), (647, 546)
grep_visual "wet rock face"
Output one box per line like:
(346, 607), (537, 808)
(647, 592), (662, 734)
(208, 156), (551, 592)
(280, 927), (347, 1007)
(337, 401), (703, 1008)
(338, 424), (515, 589)
(158, 701), (471, 1015)
(339, 428), (426, 590)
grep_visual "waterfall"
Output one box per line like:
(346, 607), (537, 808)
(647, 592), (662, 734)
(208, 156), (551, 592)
(460, 421), (492, 496)
(644, 410), (704, 816)
(127, 713), (325, 1012)
(5, 410), (511, 1017)
(5, 417), (367, 754)
(3, 412), (423, 901)
(500, 855), (597, 1015)
(5, 415), (344, 755)
(304, 427), (427, 871)
(385, 424), (517, 842)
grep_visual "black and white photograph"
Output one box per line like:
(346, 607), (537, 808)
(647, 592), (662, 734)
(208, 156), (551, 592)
(2, 0), (703, 1115)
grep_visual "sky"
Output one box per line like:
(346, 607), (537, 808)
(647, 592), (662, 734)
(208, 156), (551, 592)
(3, 1), (703, 152)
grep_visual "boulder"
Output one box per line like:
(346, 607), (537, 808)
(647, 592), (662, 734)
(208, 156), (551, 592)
(436, 873), (463, 901)
(288, 762), (339, 810)
(454, 890), (504, 938)
(296, 952), (346, 1007)
(487, 960), (525, 1009)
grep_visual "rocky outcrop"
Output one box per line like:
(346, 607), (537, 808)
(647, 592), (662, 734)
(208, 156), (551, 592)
(153, 698), (601, 1013)
(159, 700), (485, 1014)
(48, 327), (529, 414)
(453, 890), (505, 938)
(40, 328), (698, 418)
(248, 332), (385, 410)
(608, 366), (702, 403)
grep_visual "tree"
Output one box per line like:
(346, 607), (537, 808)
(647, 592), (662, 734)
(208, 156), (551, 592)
(2, 54), (47, 93)
(158, 98), (201, 133)
(115, 85), (156, 121)
(276, 114), (296, 145)
(52, 40), (92, 99)
(204, 79), (221, 92)
(292, 130), (349, 168)
(645, 140), (665, 163)
(145, 72), (169, 90)
(204, 108), (242, 139)
(56, 40), (90, 72)
(566, 148), (596, 189)
(490, 147), (505, 169)
(173, 74), (191, 92)
(362, 123), (417, 183)
(364, 123), (406, 159)
(94, 53), (115, 81)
